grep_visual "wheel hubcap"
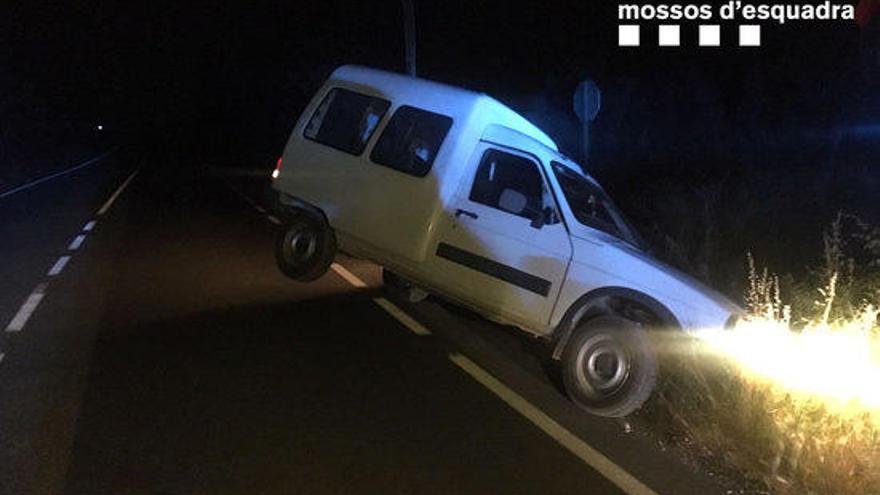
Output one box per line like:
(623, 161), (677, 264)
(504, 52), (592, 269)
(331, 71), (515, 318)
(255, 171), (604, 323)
(285, 227), (317, 265)
(575, 334), (630, 398)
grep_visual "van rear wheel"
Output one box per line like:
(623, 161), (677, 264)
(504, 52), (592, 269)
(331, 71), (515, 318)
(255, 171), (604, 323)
(275, 213), (336, 282)
(561, 315), (657, 418)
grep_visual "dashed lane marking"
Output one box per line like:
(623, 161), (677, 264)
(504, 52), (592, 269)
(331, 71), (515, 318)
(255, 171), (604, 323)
(2, 164), (135, 364)
(373, 297), (432, 335)
(97, 169), (139, 216)
(68, 234), (86, 251)
(267, 215), (282, 225)
(330, 263), (369, 288)
(449, 353), (660, 495)
(47, 256), (71, 276)
(293, 223), (658, 494)
(330, 263), (431, 336)
(5, 284), (48, 333)
(331, 257), (657, 493)
(4, 168), (134, 338)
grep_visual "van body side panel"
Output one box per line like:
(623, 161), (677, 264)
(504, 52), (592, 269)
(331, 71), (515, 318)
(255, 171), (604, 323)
(274, 67), (559, 271)
(551, 236), (732, 334)
(404, 108), (494, 290)
(273, 66), (738, 342)
(274, 79), (477, 265)
(422, 122), (573, 335)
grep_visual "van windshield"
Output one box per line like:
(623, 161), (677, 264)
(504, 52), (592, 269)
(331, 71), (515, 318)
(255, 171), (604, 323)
(550, 162), (644, 249)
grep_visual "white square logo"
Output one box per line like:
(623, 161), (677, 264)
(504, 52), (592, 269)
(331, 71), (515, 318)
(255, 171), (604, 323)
(699, 25), (721, 47)
(619, 25), (640, 47)
(739, 25), (761, 47)
(658, 25), (680, 47)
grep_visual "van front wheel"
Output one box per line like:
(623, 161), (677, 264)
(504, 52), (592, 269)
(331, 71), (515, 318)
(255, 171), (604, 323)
(275, 214), (336, 282)
(561, 315), (657, 418)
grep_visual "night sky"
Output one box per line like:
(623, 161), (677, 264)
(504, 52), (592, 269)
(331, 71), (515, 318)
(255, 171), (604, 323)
(3, 1), (870, 157)
(0, 0), (877, 301)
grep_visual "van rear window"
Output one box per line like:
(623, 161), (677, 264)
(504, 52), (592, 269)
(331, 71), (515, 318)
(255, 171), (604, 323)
(370, 106), (452, 177)
(303, 88), (390, 155)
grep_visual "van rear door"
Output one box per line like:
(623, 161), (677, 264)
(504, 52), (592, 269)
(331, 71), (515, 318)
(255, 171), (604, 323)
(432, 143), (572, 332)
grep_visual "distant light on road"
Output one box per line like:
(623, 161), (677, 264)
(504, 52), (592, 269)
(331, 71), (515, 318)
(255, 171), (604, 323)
(271, 169), (280, 179)
(96, 124), (104, 131)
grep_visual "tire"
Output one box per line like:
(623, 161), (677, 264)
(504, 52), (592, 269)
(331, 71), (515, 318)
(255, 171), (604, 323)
(382, 269), (427, 303)
(561, 315), (657, 418)
(275, 213), (336, 282)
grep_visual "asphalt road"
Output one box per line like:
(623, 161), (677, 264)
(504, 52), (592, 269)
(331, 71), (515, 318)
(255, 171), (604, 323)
(0, 150), (724, 495)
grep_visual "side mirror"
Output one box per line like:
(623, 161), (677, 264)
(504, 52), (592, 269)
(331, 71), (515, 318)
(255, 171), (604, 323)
(529, 212), (545, 229)
(530, 206), (556, 230)
(499, 188), (527, 216)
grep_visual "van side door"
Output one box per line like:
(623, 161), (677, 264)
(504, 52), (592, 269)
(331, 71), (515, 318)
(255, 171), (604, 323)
(433, 143), (572, 332)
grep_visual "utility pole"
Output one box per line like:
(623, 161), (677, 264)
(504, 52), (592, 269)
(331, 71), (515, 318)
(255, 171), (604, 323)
(573, 79), (601, 168)
(401, 0), (417, 76)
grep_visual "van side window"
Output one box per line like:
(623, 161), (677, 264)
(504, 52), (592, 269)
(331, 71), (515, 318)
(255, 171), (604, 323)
(303, 88), (390, 156)
(370, 106), (453, 177)
(469, 149), (555, 222)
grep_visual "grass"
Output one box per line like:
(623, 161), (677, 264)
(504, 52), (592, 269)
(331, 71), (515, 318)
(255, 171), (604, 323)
(640, 214), (880, 494)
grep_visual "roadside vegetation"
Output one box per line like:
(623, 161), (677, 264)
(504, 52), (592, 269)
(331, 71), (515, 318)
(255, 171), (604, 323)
(638, 213), (880, 495)
(543, 58), (880, 495)
(491, 57), (880, 493)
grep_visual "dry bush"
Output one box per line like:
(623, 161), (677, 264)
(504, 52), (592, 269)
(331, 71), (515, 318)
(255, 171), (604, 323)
(642, 216), (880, 495)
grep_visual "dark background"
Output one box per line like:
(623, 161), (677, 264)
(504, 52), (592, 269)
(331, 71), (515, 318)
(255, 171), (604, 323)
(2, 0), (878, 293)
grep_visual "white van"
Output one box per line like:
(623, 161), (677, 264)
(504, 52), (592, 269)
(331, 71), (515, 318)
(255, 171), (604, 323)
(271, 65), (739, 417)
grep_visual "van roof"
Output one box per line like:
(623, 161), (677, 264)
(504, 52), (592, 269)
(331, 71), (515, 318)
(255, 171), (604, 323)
(330, 65), (559, 151)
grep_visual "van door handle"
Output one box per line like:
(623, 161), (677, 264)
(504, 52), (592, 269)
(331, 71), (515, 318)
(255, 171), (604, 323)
(455, 209), (479, 220)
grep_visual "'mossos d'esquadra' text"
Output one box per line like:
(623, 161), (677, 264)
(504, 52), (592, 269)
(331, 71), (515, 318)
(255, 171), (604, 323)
(619, 1), (855, 25)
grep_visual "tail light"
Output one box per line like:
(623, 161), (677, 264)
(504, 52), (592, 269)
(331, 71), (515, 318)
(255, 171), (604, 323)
(271, 156), (283, 179)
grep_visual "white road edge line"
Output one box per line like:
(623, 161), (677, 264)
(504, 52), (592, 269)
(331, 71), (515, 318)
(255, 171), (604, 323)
(330, 263), (368, 288)
(331, 258), (652, 492)
(97, 169), (140, 215)
(373, 297), (431, 335)
(449, 353), (660, 495)
(5, 284), (48, 332)
(267, 215), (282, 225)
(83, 220), (96, 232)
(48, 256), (71, 276)
(0, 148), (117, 199)
(68, 234), (86, 251)
(330, 263), (431, 336)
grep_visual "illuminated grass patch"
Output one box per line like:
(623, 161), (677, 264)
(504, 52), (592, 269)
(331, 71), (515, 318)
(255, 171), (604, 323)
(649, 216), (880, 494)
